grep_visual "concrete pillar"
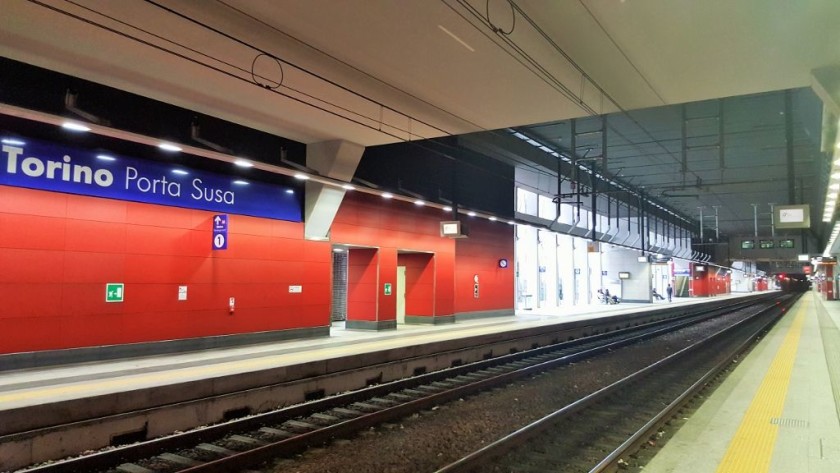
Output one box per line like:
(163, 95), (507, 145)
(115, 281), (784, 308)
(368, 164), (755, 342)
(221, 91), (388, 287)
(304, 140), (365, 240)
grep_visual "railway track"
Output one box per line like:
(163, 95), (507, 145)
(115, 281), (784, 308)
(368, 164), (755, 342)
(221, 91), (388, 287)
(435, 293), (797, 473)
(11, 295), (787, 473)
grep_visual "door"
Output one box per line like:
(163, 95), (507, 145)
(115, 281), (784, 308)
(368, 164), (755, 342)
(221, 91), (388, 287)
(397, 266), (406, 324)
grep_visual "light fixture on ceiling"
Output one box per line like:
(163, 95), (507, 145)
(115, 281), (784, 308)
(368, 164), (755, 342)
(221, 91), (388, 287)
(158, 142), (182, 152)
(342, 184), (355, 191)
(96, 154), (116, 161)
(61, 121), (91, 132)
(171, 169), (188, 175)
(234, 159), (254, 168)
(414, 199), (425, 206)
(293, 173), (310, 180)
(233, 180), (249, 185)
(1, 138), (25, 145)
(382, 192), (394, 199)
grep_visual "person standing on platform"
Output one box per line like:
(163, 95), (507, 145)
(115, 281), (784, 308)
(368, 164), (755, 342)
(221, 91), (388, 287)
(666, 284), (673, 302)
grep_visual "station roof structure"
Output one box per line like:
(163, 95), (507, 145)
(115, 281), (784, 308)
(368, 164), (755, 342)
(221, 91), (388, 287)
(3, 0), (840, 260)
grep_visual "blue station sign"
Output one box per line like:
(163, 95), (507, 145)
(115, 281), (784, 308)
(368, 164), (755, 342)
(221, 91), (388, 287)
(212, 214), (228, 250)
(0, 137), (302, 222)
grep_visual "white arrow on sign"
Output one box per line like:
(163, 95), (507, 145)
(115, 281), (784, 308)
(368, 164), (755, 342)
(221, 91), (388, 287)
(214, 216), (222, 225)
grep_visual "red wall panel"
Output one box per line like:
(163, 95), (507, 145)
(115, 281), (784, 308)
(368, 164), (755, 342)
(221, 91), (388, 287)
(333, 193), (513, 319)
(347, 248), (378, 322)
(0, 185), (330, 354)
(399, 253), (435, 316)
(1, 182), (515, 354)
(454, 219), (514, 313)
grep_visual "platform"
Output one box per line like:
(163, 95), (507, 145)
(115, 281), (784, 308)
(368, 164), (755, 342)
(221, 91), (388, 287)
(644, 291), (840, 472)
(0, 295), (735, 413)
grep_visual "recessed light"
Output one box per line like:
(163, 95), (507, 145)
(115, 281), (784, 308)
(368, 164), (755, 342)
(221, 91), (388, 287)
(96, 154), (116, 161)
(342, 184), (355, 191)
(61, 122), (91, 132)
(294, 173), (310, 180)
(234, 159), (254, 168)
(382, 192), (394, 199)
(233, 180), (249, 185)
(159, 143), (182, 152)
(1, 138), (25, 145)
(171, 169), (188, 175)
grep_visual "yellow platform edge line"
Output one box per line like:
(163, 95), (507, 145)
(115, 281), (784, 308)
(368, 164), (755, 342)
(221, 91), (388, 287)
(715, 299), (808, 473)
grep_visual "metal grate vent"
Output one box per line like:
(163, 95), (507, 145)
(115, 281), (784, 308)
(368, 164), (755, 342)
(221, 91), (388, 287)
(331, 251), (348, 321)
(770, 417), (809, 428)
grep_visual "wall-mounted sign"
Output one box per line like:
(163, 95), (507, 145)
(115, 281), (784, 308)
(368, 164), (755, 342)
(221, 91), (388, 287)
(618, 272), (630, 279)
(775, 205), (810, 229)
(695, 265), (707, 272)
(289, 285), (303, 293)
(212, 214), (228, 250)
(0, 138), (301, 221)
(384, 283), (392, 296)
(178, 285), (187, 301)
(440, 221), (468, 238)
(105, 283), (124, 302)
(498, 258), (509, 268)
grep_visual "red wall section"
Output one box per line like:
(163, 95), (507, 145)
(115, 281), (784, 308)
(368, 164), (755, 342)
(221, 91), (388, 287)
(347, 248), (378, 322)
(454, 219), (514, 313)
(690, 266), (731, 297)
(398, 253), (435, 316)
(0, 185), (331, 354)
(332, 193), (513, 318)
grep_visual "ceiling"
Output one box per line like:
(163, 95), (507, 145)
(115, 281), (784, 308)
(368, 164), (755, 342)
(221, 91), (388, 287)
(2, 0), (839, 241)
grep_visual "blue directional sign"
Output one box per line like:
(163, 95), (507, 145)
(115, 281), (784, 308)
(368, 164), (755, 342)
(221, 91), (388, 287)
(212, 214), (228, 250)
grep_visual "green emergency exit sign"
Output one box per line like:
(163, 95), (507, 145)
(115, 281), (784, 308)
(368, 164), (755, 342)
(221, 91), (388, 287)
(106, 283), (124, 303)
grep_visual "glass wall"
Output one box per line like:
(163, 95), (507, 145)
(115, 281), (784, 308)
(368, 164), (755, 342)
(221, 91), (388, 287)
(538, 230), (558, 309)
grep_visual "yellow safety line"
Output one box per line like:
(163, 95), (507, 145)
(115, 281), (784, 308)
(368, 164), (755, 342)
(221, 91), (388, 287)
(716, 299), (807, 472)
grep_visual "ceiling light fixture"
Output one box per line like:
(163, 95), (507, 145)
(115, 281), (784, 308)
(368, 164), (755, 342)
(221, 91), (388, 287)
(158, 143), (182, 152)
(293, 173), (310, 180)
(61, 122), (91, 132)
(414, 199), (425, 206)
(443, 206), (453, 212)
(234, 159), (254, 168)
(233, 180), (249, 185)
(382, 192), (394, 199)
(467, 211), (476, 217)
(342, 184), (355, 191)
(171, 169), (188, 175)
(1, 138), (26, 145)
(96, 154), (116, 161)
(285, 189), (294, 194)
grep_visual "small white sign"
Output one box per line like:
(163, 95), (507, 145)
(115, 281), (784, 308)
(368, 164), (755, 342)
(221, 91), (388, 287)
(178, 285), (188, 301)
(289, 285), (303, 293)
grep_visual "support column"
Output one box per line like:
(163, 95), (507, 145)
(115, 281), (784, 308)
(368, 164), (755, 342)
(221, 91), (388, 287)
(304, 140), (365, 240)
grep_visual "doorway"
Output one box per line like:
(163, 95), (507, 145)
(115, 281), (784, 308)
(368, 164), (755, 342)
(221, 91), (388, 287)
(397, 266), (406, 324)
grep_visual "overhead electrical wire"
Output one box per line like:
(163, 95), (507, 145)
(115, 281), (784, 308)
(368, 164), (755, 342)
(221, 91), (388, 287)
(23, 0), (699, 245)
(24, 0), (573, 195)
